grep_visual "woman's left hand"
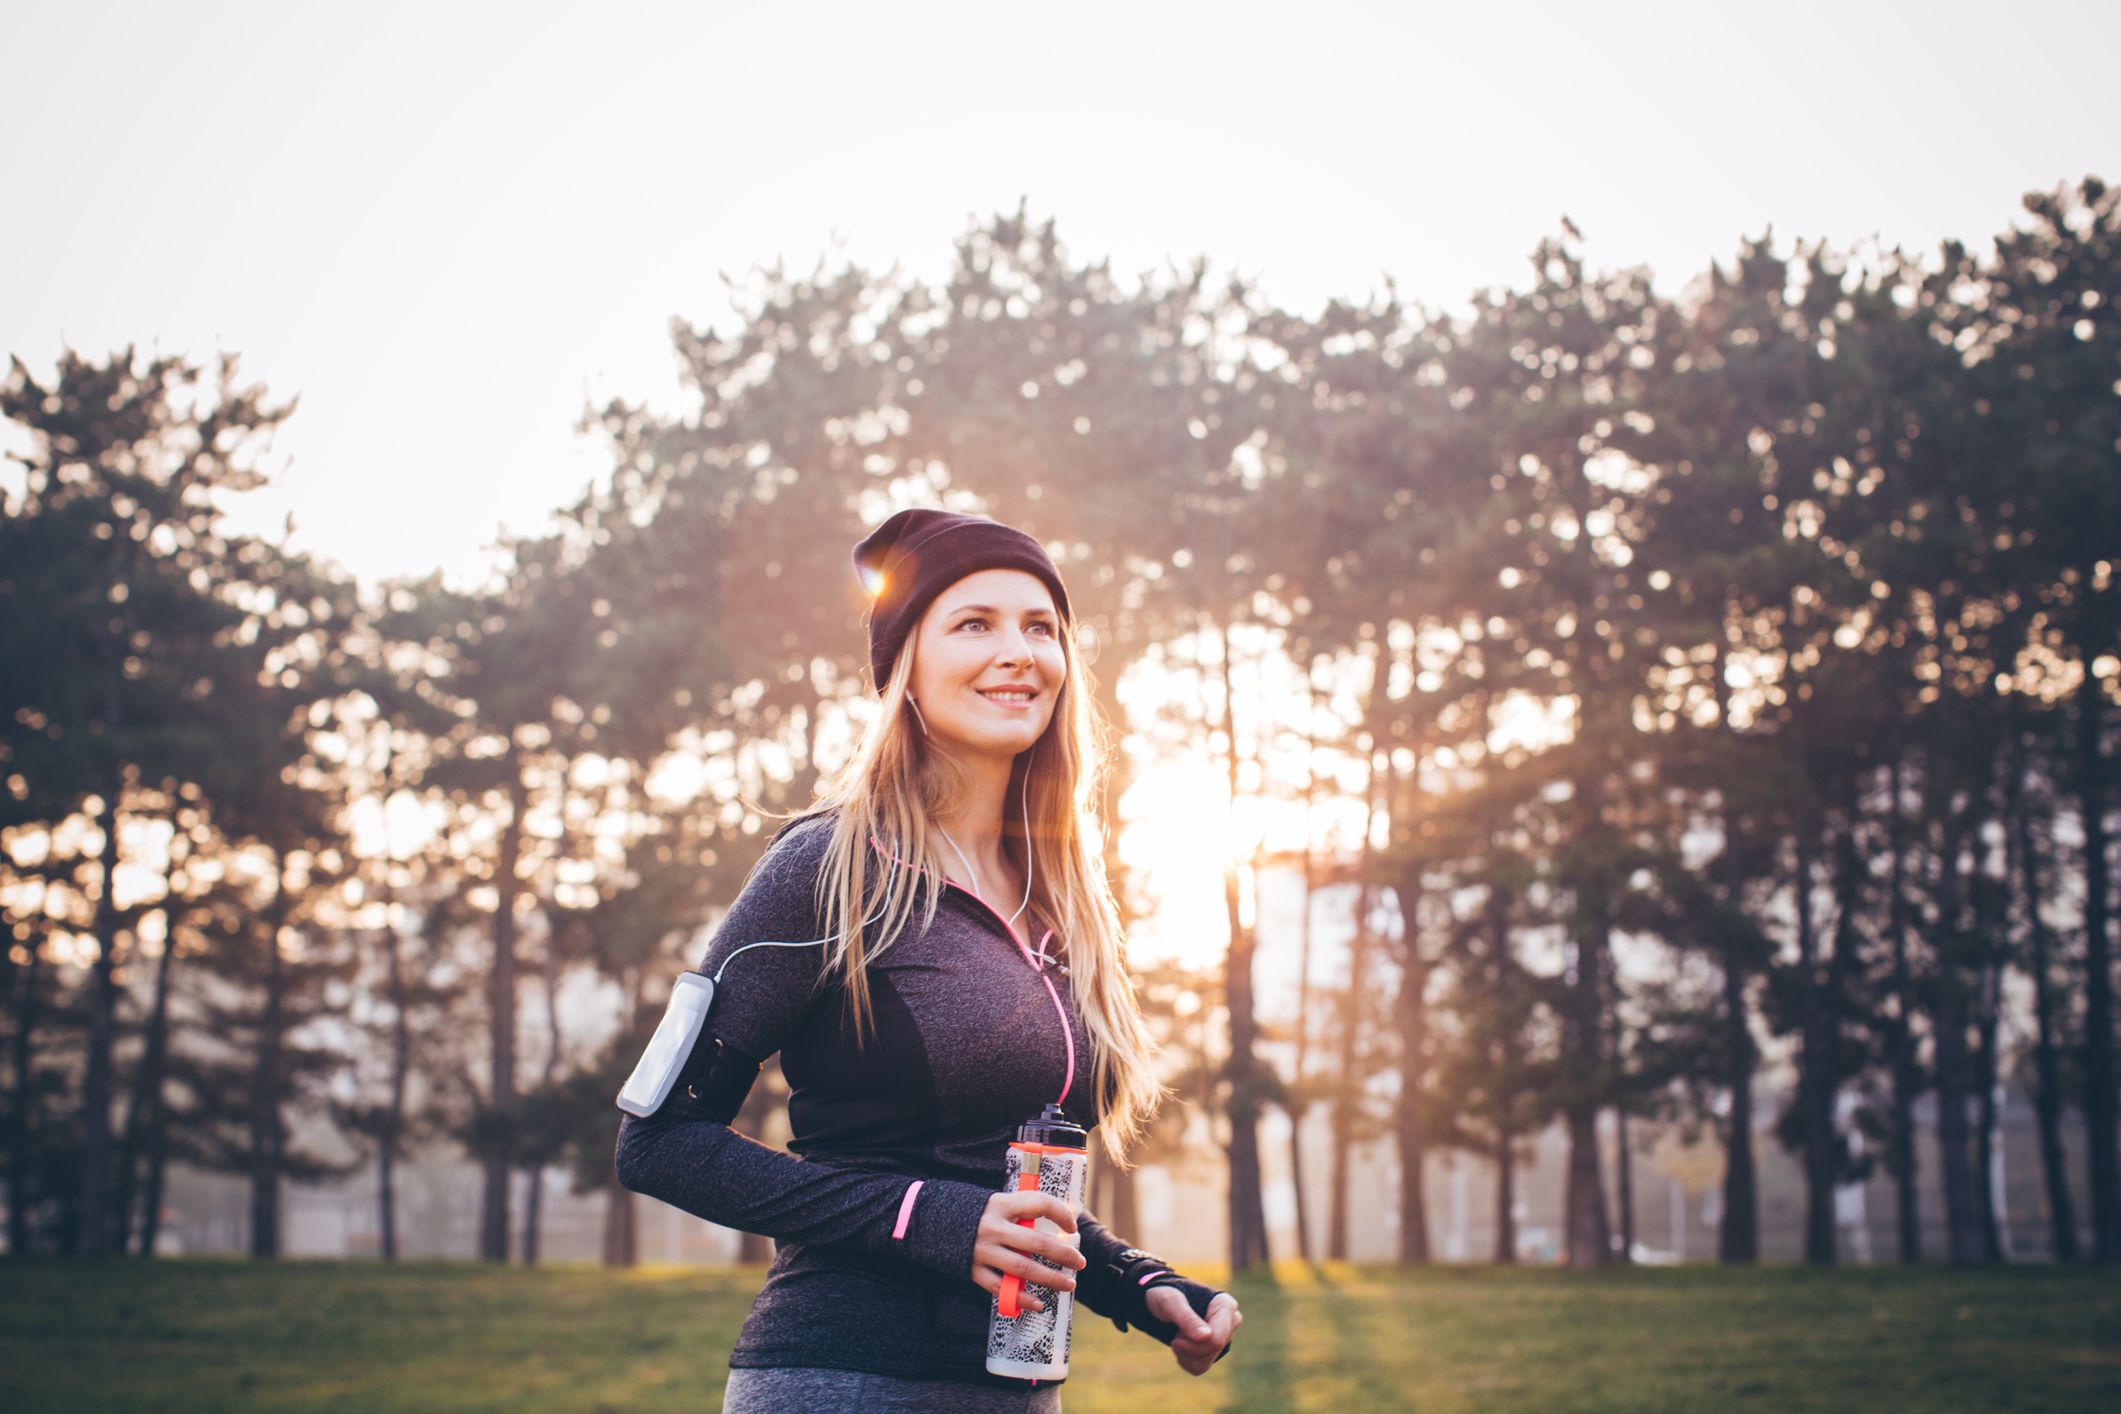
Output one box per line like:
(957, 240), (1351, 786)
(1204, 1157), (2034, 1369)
(1144, 1287), (1241, 1375)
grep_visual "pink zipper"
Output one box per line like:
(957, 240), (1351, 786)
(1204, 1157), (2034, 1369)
(869, 838), (1077, 1109)
(947, 884), (1077, 1110)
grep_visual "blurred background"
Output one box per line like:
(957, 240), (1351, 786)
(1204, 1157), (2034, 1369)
(4, 0), (2119, 1279)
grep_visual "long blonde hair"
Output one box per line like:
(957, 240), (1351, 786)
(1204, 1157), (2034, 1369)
(809, 615), (1161, 1164)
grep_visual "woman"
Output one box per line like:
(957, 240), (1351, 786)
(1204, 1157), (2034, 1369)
(616, 509), (1241, 1412)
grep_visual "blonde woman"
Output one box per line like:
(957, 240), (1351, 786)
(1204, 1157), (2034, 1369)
(617, 510), (1240, 1412)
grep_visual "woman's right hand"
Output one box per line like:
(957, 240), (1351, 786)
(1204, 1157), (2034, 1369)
(971, 1191), (1085, 1313)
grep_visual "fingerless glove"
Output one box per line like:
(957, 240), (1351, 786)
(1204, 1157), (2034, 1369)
(1095, 1243), (1228, 1357)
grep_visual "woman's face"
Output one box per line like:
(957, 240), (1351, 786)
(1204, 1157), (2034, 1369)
(907, 568), (1066, 767)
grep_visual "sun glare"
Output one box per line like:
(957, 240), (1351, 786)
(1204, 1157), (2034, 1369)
(1488, 690), (1577, 754)
(1116, 754), (1234, 969)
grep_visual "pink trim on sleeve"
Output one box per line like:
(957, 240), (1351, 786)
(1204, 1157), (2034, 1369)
(892, 1180), (925, 1240)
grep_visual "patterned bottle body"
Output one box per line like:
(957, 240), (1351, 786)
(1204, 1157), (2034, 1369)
(984, 1137), (1088, 1380)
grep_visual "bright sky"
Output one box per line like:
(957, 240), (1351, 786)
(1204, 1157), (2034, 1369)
(6, 1), (2115, 589)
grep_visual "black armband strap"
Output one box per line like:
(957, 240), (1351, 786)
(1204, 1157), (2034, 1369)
(656, 1034), (765, 1124)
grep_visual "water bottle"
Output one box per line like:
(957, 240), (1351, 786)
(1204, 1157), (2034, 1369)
(985, 1104), (1089, 1381)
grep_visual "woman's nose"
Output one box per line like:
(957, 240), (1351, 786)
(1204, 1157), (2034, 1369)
(993, 625), (1031, 665)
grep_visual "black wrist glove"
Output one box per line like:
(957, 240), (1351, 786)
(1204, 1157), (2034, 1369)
(1102, 1246), (1231, 1360)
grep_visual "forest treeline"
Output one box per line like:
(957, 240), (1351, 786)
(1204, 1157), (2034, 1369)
(4, 178), (2118, 1271)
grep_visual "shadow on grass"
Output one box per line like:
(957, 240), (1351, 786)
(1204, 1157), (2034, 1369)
(6, 1257), (2119, 1413)
(1218, 1267), (1289, 1414)
(1316, 1273), (1419, 1410)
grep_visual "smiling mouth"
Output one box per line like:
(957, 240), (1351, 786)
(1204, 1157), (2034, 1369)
(978, 687), (1039, 705)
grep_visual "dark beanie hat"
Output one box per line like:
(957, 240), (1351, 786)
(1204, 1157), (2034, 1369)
(853, 509), (1072, 692)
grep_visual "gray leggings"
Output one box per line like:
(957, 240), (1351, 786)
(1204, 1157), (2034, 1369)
(721, 1366), (1063, 1413)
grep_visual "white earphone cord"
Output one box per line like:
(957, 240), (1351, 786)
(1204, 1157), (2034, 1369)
(711, 849), (913, 981)
(935, 767), (1034, 930)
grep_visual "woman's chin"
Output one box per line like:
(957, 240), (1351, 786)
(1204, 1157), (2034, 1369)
(935, 727), (1047, 764)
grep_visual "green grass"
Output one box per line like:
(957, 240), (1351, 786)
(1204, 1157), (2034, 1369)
(4, 1258), (2117, 1412)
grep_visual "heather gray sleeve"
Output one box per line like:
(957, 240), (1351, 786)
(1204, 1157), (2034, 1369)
(616, 1113), (993, 1278)
(690, 816), (838, 1052)
(613, 819), (993, 1279)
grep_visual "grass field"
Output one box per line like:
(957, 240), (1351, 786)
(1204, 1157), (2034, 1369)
(5, 1258), (2118, 1412)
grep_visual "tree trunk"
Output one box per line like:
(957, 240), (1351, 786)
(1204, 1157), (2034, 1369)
(1795, 824), (1838, 1266)
(1284, 1100), (1312, 1262)
(1886, 754), (1923, 1262)
(1564, 1103), (1610, 1267)
(8, 946), (39, 1256)
(1932, 812), (1984, 1265)
(138, 1089), (172, 1261)
(521, 1168), (543, 1265)
(1564, 890), (1612, 1269)
(1394, 982), (1429, 1265)
(1973, 964), (2006, 1262)
(522, 936), (563, 1266)
(1090, 690), (1147, 1255)
(117, 907), (175, 1254)
(249, 900), (289, 1260)
(1089, 1144), (1142, 1245)
(1615, 1106), (1635, 1263)
(1215, 620), (1270, 1273)
(2016, 772), (2079, 1262)
(1932, 987), (1982, 1263)
(1327, 905), (1370, 1263)
(2077, 688), (2121, 1262)
(1493, 1136), (1517, 1264)
(602, 1182), (638, 1267)
(1967, 752), (2011, 1266)
(380, 918), (409, 1262)
(1287, 804), (1316, 1264)
(1711, 646), (1758, 1264)
(480, 764), (527, 1263)
(1326, 1079), (1351, 1260)
(1224, 858), (1271, 1272)
(1718, 941), (1758, 1264)
(1807, 795), (1868, 1267)
(1394, 869), (1430, 1265)
(79, 766), (125, 1256)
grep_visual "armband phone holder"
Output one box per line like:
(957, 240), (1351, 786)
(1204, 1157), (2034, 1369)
(616, 972), (715, 1117)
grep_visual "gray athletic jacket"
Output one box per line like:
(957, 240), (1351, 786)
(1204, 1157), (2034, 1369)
(614, 816), (1222, 1389)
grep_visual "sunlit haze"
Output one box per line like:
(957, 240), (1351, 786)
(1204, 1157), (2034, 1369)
(5, 0), (2116, 970)
(8, 0), (2120, 1296)
(4, 1), (2115, 589)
